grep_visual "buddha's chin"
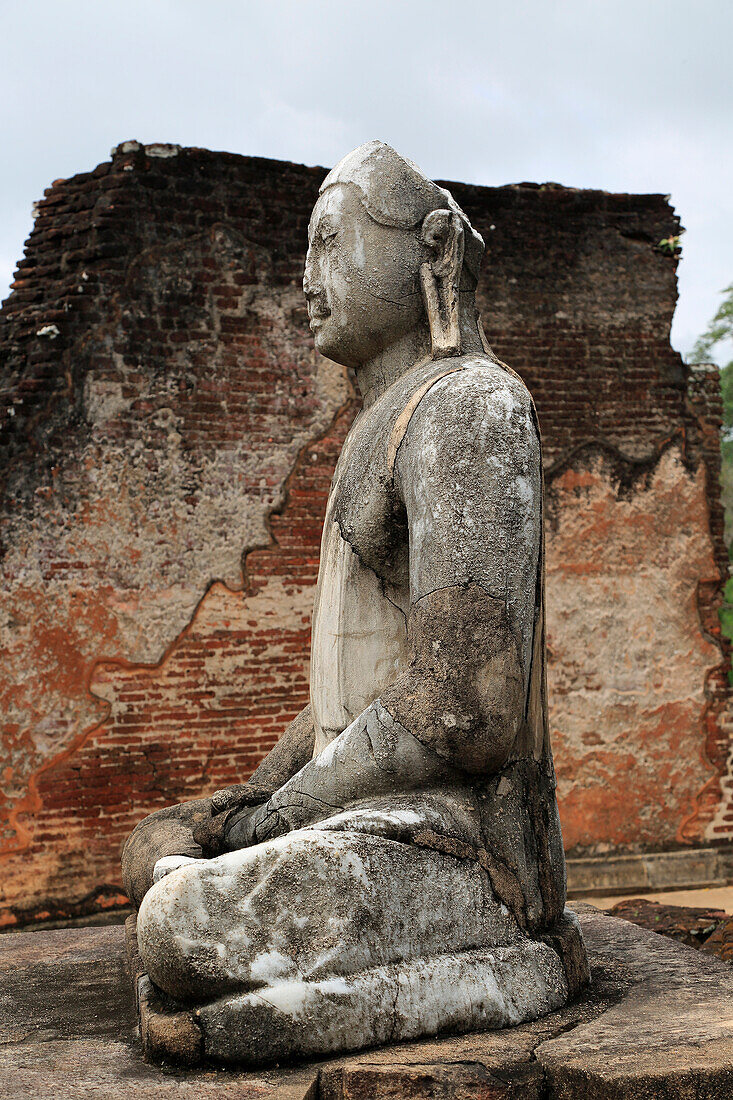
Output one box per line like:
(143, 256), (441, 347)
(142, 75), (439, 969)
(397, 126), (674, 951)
(312, 324), (355, 369)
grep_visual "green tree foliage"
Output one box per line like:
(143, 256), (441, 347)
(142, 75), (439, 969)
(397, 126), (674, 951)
(696, 284), (733, 515)
(691, 282), (733, 368)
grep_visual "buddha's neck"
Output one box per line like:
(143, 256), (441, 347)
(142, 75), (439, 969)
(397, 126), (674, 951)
(355, 302), (484, 409)
(355, 326), (430, 408)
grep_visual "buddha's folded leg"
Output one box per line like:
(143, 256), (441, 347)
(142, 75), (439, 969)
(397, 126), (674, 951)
(136, 826), (523, 1003)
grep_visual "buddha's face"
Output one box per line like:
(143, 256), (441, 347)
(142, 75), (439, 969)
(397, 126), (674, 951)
(304, 184), (426, 369)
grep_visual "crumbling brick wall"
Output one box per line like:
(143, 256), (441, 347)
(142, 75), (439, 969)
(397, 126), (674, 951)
(0, 142), (728, 925)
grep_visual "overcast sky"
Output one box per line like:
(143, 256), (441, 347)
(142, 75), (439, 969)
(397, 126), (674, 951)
(1, 0), (731, 361)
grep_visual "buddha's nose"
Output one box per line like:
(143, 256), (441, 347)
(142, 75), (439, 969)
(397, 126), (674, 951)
(303, 264), (317, 300)
(303, 250), (324, 298)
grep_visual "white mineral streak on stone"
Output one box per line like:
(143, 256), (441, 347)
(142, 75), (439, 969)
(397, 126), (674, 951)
(332, 807), (424, 827)
(259, 975), (355, 1017)
(137, 825), (523, 1002)
(194, 940), (568, 1064)
(249, 949), (296, 984)
(255, 981), (310, 1016)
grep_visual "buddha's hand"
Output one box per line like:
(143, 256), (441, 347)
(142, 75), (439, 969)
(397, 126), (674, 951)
(226, 800), (288, 849)
(191, 784), (272, 856)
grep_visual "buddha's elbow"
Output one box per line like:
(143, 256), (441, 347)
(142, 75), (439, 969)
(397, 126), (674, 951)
(382, 645), (526, 777)
(452, 668), (525, 775)
(448, 710), (521, 776)
(422, 670), (523, 777)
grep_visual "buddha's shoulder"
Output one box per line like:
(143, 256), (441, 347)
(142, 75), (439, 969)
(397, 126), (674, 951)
(407, 354), (535, 430)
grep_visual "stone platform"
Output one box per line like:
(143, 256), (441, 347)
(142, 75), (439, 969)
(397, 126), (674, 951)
(1, 905), (733, 1098)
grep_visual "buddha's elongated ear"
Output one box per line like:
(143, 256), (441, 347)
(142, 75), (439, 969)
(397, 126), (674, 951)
(419, 209), (465, 359)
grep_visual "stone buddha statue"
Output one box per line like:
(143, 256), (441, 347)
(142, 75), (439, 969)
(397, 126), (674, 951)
(121, 141), (588, 1064)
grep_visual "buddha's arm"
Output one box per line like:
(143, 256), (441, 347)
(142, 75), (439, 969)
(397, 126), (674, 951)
(212, 703), (315, 808)
(191, 703), (315, 854)
(223, 371), (541, 850)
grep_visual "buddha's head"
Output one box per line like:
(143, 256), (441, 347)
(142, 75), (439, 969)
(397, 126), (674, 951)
(303, 141), (485, 371)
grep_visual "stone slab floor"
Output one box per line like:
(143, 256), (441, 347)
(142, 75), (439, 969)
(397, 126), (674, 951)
(2, 905), (733, 1098)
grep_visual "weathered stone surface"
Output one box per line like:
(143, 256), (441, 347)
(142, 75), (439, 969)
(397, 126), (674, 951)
(0, 1043), (319, 1100)
(0, 925), (133, 1045)
(567, 845), (733, 896)
(607, 897), (727, 948)
(0, 923), (318, 1097)
(194, 940), (568, 1066)
(536, 906), (733, 1097)
(2, 909), (733, 1097)
(701, 913), (733, 963)
(319, 1062), (544, 1098)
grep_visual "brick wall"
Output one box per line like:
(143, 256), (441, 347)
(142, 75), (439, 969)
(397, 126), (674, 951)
(0, 142), (728, 925)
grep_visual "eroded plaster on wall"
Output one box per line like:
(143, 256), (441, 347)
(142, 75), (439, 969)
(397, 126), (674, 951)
(1, 176), (351, 875)
(0, 388), (357, 922)
(547, 446), (720, 853)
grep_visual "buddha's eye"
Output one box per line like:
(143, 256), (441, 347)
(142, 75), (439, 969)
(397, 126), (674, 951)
(321, 227), (338, 247)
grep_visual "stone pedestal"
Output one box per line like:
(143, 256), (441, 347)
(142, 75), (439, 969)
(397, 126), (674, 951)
(1, 905), (733, 1098)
